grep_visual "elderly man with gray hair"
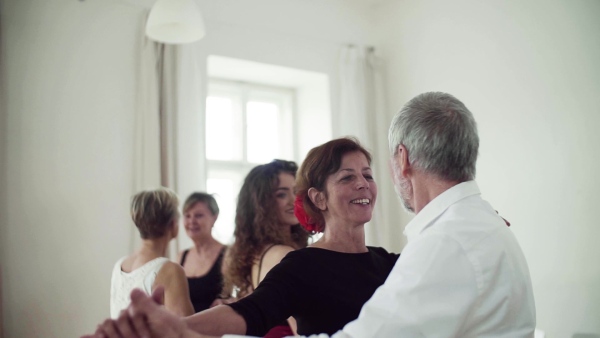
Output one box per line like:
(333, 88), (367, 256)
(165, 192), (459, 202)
(84, 92), (536, 338)
(333, 91), (536, 337)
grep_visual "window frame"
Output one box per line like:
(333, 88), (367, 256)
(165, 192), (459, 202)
(204, 78), (297, 243)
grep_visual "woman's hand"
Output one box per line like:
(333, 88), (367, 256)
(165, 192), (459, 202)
(126, 287), (187, 338)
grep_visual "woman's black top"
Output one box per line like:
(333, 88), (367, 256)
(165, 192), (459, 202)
(180, 247), (225, 313)
(227, 246), (399, 336)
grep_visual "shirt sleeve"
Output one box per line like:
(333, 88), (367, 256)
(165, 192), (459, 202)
(227, 257), (300, 336)
(331, 233), (478, 338)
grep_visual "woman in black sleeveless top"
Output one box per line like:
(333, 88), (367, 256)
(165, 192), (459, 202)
(177, 193), (226, 313)
(179, 246), (226, 312)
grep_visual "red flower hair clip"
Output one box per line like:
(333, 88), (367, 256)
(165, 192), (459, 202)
(294, 194), (321, 233)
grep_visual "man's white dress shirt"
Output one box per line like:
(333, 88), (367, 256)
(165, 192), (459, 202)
(331, 180), (536, 338)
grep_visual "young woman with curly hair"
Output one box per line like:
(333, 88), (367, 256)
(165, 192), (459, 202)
(223, 159), (310, 336)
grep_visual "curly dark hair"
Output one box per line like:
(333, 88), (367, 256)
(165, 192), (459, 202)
(223, 159), (309, 297)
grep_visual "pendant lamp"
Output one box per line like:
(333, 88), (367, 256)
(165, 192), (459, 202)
(145, 0), (206, 44)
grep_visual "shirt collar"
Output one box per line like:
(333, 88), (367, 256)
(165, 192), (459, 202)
(403, 180), (481, 242)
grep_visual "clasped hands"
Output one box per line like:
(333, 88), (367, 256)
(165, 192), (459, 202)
(81, 286), (186, 338)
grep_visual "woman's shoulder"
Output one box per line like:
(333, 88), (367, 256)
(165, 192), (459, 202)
(177, 248), (193, 265)
(367, 246), (401, 263)
(367, 246), (397, 255)
(257, 246), (320, 272)
(111, 256), (128, 278)
(284, 246), (398, 257)
(262, 244), (295, 258)
(156, 260), (186, 281)
(255, 244), (295, 270)
(112, 255), (127, 268)
(280, 247), (338, 263)
(177, 248), (190, 256)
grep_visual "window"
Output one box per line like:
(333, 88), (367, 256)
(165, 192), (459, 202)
(205, 79), (295, 244)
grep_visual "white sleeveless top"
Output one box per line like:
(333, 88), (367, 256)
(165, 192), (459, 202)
(110, 256), (169, 318)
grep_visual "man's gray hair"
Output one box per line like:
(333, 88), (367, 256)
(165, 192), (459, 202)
(388, 92), (479, 182)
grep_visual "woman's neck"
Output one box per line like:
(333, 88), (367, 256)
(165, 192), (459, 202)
(312, 222), (367, 253)
(191, 236), (221, 254)
(138, 236), (170, 258)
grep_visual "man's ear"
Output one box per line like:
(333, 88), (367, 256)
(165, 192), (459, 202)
(308, 187), (327, 211)
(397, 144), (411, 176)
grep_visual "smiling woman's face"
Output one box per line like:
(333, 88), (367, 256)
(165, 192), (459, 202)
(183, 202), (217, 240)
(275, 172), (298, 226)
(322, 151), (377, 227)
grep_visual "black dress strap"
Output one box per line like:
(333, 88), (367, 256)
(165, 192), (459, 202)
(255, 244), (276, 288)
(180, 249), (190, 266)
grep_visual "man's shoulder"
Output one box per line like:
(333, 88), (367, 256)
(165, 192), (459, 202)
(429, 196), (507, 238)
(407, 203), (506, 261)
(420, 200), (529, 273)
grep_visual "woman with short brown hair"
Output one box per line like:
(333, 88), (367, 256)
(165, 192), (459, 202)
(110, 188), (193, 318)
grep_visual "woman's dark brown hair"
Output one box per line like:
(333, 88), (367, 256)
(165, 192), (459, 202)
(296, 137), (372, 232)
(223, 159), (309, 298)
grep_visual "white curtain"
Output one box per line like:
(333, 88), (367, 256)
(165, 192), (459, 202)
(338, 46), (407, 252)
(132, 13), (182, 258)
(133, 15), (161, 196)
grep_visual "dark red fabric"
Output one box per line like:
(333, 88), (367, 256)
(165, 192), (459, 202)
(263, 324), (294, 338)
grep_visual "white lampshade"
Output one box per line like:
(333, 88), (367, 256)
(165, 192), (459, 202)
(145, 0), (206, 44)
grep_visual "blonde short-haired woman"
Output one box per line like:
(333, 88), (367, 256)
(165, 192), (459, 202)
(109, 188), (193, 318)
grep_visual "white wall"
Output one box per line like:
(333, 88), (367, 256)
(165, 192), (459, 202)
(371, 0), (600, 336)
(0, 0), (144, 336)
(0, 0), (375, 336)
